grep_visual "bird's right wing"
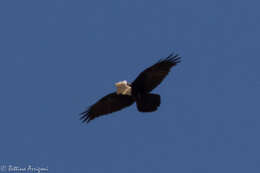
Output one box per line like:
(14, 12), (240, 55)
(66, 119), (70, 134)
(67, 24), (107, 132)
(80, 92), (134, 123)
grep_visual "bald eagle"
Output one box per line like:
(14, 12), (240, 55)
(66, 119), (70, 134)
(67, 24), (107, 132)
(80, 53), (181, 123)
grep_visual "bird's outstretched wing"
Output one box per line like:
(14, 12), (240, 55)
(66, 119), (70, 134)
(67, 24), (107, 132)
(80, 92), (134, 123)
(132, 53), (181, 93)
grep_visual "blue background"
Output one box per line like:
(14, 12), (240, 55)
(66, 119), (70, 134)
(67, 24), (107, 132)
(0, 0), (259, 172)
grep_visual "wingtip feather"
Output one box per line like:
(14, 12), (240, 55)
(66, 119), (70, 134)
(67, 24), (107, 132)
(80, 108), (92, 123)
(161, 53), (181, 65)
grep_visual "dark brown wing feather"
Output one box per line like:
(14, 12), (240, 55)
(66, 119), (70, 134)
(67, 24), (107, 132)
(132, 53), (181, 93)
(80, 92), (134, 123)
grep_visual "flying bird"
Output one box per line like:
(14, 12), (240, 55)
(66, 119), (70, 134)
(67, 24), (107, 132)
(80, 53), (181, 123)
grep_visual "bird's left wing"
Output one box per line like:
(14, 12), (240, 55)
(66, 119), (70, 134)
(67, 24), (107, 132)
(80, 92), (134, 123)
(132, 53), (181, 93)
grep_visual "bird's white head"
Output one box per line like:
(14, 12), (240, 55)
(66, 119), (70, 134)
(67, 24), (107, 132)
(115, 80), (132, 96)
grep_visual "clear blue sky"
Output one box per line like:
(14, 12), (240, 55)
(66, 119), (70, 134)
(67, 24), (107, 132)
(0, 0), (259, 172)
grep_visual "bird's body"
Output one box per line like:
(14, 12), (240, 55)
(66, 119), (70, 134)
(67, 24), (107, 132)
(80, 53), (181, 123)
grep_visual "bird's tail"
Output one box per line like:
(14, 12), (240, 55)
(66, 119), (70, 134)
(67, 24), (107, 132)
(136, 93), (161, 112)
